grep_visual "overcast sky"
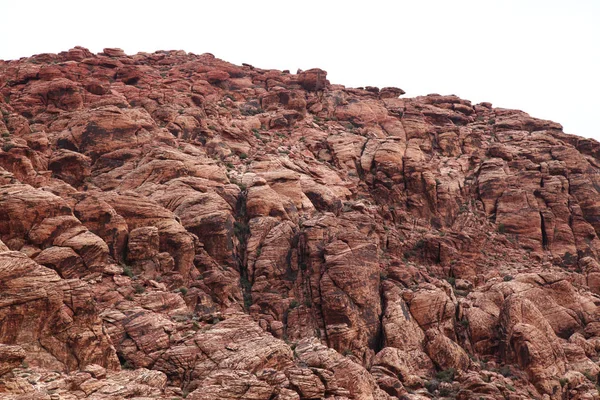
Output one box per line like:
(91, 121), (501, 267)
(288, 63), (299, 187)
(1, 0), (598, 140)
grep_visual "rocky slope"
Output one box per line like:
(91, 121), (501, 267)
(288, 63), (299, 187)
(1, 47), (600, 399)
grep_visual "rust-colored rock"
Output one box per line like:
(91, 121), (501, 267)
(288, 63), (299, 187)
(1, 48), (600, 399)
(0, 344), (25, 376)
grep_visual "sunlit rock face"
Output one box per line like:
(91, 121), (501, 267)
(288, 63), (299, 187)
(1, 47), (600, 399)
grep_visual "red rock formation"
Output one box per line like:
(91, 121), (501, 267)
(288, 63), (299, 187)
(1, 47), (600, 399)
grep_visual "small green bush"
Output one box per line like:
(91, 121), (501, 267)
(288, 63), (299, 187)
(559, 378), (568, 387)
(289, 300), (299, 309)
(503, 275), (513, 282)
(134, 284), (145, 294)
(583, 370), (596, 381)
(436, 368), (456, 382)
(243, 294), (252, 309)
(122, 265), (134, 278)
(498, 223), (506, 233)
(234, 221), (249, 239)
(414, 239), (426, 249)
(179, 287), (188, 295)
(240, 276), (251, 291)
(240, 276), (252, 309)
(425, 379), (440, 393)
(2, 143), (15, 152)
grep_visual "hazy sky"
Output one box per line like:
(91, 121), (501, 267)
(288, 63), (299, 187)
(1, 0), (598, 139)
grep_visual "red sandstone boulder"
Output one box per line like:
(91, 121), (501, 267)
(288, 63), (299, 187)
(297, 68), (328, 91)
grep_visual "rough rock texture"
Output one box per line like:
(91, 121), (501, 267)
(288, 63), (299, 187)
(1, 47), (600, 399)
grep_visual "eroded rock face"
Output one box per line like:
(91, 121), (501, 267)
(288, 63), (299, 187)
(0, 345), (25, 376)
(1, 48), (600, 399)
(0, 251), (119, 371)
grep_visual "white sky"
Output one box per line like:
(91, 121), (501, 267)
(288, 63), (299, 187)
(1, 0), (599, 140)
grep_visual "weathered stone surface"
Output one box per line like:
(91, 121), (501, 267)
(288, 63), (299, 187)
(0, 251), (119, 371)
(2, 48), (600, 399)
(0, 344), (25, 376)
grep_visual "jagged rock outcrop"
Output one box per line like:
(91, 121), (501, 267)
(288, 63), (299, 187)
(1, 47), (600, 399)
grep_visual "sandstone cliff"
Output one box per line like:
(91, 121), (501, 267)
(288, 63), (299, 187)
(1, 47), (600, 399)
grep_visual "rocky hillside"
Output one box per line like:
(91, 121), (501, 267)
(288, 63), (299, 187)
(1, 47), (600, 400)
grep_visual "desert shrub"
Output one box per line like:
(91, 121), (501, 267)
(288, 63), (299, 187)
(436, 368), (456, 382)
(234, 221), (249, 239)
(2, 143), (15, 152)
(425, 379), (440, 393)
(583, 370), (597, 381)
(122, 265), (134, 278)
(559, 378), (568, 387)
(240, 276), (252, 308)
(498, 365), (512, 377)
